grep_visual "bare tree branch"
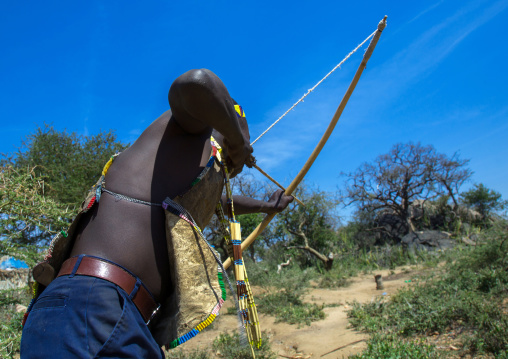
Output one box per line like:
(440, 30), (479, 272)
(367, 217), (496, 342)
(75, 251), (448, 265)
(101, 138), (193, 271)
(341, 142), (472, 234)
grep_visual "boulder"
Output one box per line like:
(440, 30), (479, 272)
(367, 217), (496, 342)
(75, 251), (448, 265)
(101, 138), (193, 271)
(401, 230), (454, 252)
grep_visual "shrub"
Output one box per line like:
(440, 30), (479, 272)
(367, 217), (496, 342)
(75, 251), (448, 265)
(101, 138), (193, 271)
(0, 287), (32, 359)
(251, 266), (326, 326)
(212, 332), (276, 359)
(257, 291), (325, 326)
(350, 334), (439, 359)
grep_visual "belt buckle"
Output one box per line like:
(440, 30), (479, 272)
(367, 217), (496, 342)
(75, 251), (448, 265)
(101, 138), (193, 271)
(146, 304), (161, 325)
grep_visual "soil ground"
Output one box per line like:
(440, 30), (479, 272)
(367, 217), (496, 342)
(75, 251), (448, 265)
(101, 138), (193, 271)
(172, 266), (421, 358)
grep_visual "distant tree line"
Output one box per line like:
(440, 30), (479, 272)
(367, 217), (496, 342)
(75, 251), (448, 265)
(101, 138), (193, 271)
(1, 126), (506, 272)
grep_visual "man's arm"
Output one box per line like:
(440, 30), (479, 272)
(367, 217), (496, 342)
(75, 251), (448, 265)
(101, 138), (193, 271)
(168, 69), (252, 176)
(222, 190), (294, 216)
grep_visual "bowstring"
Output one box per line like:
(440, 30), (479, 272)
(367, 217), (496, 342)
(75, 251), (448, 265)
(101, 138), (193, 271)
(250, 29), (378, 146)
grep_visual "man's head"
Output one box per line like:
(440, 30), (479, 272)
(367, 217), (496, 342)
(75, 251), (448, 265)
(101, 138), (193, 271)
(211, 100), (253, 177)
(212, 100), (250, 144)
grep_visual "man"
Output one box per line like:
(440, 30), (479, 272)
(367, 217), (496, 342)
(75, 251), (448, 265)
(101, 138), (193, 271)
(20, 69), (293, 358)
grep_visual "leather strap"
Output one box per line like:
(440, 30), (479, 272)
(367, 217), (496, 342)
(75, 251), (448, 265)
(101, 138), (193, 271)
(57, 256), (160, 324)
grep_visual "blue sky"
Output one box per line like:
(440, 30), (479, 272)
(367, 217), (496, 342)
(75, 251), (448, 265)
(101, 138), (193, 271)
(1, 0), (507, 220)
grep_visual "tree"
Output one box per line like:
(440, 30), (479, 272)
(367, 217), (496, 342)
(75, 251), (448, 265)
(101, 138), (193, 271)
(342, 142), (472, 234)
(434, 152), (473, 209)
(1, 124), (129, 248)
(278, 184), (340, 270)
(8, 124), (129, 206)
(0, 165), (70, 265)
(460, 183), (506, 222)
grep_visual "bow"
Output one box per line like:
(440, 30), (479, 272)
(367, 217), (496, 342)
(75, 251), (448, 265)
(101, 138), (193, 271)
(224, 16), (387, 270)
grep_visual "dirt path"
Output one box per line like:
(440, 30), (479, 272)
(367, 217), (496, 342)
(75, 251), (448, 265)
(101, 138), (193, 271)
(172, 266), (420, 358)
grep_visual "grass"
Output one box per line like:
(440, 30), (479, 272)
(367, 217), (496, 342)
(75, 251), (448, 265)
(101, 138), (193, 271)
(242, 233), (462, 327)
(256, 290), (326, 326)
(165, 332), (277, 359)
(0, 287), (31, 359)
(350, 334), (439, 359)
(246, 266), (327, 326)
(347, 223), (508, 358)
(316, 243), (461, 289)
(165, 348), (210, 359)
(212, 332), (276, 359)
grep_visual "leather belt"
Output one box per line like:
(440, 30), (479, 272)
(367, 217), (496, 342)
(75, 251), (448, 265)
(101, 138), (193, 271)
(57, 256), (160, 324)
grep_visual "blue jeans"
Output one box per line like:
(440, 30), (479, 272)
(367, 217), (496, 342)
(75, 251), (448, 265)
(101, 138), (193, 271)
(20, 265), (164, 358)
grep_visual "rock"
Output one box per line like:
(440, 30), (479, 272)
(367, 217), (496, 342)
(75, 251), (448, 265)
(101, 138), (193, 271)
(401, 230), (454, 252)
(374, 212), (408, 241)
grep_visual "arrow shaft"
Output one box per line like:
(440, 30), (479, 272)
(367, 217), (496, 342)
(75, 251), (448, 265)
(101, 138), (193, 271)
(251, 163), (305, 207)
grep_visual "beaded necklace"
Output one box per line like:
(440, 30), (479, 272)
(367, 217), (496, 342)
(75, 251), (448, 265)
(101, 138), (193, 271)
(97, 143), (221, 207)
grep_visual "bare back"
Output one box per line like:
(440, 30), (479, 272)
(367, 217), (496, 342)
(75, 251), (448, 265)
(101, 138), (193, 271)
(71, 110), (214, 301)
(71, 68), (254, 302)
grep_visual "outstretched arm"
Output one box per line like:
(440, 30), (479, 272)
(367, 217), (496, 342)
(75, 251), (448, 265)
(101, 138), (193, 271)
(168, 69), (252, 176)
(222, 190), (294, 215)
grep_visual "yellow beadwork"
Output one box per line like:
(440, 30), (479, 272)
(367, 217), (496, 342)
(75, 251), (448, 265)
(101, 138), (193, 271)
(101, 155), (115, 176)
(213, 136), (262, 352)
(234, 104), (246, 118)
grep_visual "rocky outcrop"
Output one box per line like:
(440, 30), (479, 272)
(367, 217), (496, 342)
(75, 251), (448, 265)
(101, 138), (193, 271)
(369, 200), (488, 246)
(401, 230), (454, 252)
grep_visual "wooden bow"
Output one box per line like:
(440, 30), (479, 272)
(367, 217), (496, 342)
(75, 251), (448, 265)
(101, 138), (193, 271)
(224, 16), (387, 270)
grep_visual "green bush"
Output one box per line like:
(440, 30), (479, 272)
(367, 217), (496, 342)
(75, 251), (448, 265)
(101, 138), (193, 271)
(212, 332), (276, 359)
(165, 347), (210, 359)
(165, 332), (277, 359)
(0, 311), (24, 359)
(0, 287), (32, 359)
(350, 334), (439, 359)
(248, 266), (326, 326)
(257, 290), (325, 326)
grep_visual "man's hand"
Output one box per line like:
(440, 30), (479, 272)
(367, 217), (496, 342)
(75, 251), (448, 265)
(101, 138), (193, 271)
(265, 189), (294, 215)
(224, 190), (294, 216)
